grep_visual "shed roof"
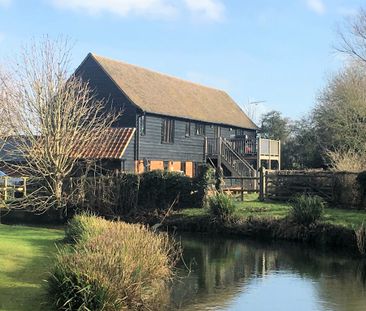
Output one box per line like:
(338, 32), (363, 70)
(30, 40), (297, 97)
(73, 127), (135, 160)
(88, 53), (258, 130)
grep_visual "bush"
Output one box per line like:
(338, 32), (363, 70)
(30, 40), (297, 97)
(48, 215), (179, 310)
(289, 194), (325, 225)
(64, 213), (109, 243)
(208, 192), (236, 222)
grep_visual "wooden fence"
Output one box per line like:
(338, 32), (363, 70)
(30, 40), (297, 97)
(0, 176), (28, 204)
(222, 168), (266, 201)
(264, 170), (365, 208)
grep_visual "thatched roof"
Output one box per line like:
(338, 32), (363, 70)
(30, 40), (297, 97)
(89, 54), (257, 130)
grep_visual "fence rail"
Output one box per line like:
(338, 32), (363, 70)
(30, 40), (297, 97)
(0, 176), (28, 203)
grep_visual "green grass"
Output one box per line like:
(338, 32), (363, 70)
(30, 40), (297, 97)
(0, 224), (64, 311)
(178, 194), (366, 230)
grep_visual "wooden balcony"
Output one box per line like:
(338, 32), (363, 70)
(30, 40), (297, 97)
(205, 137), (281, 171)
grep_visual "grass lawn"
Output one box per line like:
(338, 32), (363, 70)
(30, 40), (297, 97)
(0, 224), (64, 311)
(179, 194), (366, 230)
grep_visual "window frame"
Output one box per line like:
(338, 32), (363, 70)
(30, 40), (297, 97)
(139, 114), (146, 136)
(185, 121), (191, 137)
(195, 123), (206, 136)
(161, 118), (175, 144)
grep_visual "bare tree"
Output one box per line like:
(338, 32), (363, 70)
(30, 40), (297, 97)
(0, 37), (119, 212)
(314, 63), (366, 170)
(337, 8), (366, 64)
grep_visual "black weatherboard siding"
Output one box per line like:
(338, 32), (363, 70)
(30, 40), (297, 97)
(75, 53), (257, 172)
(75, 54), (137, 128)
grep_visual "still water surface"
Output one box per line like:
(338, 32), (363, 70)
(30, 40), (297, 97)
(170, 234), (366, 311)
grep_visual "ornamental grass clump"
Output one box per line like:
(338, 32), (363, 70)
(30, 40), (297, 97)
(208, 192), (236, 222)
(48, 215), (179, 311)
(289, 194), (325, 226)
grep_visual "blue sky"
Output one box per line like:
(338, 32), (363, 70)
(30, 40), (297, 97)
(0, 0), (364, 122)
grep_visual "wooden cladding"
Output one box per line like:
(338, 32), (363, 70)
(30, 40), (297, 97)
(161, 118), (175, 143)
(195, 123), (205, 136)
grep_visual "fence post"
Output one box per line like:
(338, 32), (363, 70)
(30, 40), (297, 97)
(259, 167), (265, 201)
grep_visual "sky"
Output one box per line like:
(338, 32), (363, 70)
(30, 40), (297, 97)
(0, 0), (364, 122)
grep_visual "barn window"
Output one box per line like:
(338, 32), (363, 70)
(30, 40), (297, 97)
(195, 123), (205, 136)
(185, 121), (191, 137)
(161, 118), (174, 143)
(235, 129), (246, 136)
(139, 115), (146, 136)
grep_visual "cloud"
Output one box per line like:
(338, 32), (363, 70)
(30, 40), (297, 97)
(306, 0), (326, 15)
(0, 0), (11, 7)
(51, 0), (225, 21)
(51, 0), (177, 19)
(184, 0), (224, 21)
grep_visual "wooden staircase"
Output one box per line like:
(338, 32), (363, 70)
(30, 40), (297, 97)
(205, 137), (257, 177)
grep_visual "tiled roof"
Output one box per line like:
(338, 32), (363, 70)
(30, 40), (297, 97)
(87, 54), (258, 130)
(74, 127), (135, 160)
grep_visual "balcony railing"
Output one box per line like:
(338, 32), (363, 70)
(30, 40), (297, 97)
(205, 137), (280, 159)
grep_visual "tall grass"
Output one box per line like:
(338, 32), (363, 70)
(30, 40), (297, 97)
(208, 192), (236, 222)
(289, 194), (325, 225)
(48, 215), (179, 310)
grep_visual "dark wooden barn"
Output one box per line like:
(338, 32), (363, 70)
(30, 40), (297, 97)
(75, 53), (279, 177)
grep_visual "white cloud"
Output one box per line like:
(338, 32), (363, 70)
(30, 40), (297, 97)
(306, 0), (326, 15)
(51, 0), (177, 19)
(184, 0), (224, 21)
(51, 0), (225, 21)
(0, 0), (11, 7)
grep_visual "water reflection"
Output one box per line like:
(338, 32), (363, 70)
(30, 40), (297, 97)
(170, 234), (366, 311)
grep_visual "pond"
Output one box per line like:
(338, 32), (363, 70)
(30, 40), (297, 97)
(170, 234), (366, 311)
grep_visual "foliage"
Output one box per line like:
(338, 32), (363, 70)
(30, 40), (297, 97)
(139, 170), (192, 210)
(208, 192), (236, 222)
(48, 215), (179, 311)
(282, 118), (323, 169)
(71, 169), (211, 215)
(260, 110), (290, 141)
(0, 37), (118, 212)
(289, 194), (325, 225)
(327, 149), (366, 172)
(192, 164), (215, 208)
(314, 64), (366, 155)
(356, 222), (366, 256)
(64, 212), (109, 243)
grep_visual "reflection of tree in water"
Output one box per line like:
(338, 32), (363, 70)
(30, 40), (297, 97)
(170, 234), (366, 311)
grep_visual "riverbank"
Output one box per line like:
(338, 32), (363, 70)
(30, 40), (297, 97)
(142, 196), (366, 256)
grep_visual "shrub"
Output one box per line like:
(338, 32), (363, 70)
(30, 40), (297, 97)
(326, 148), (366, 172)
(289, 194), (325, 225)
(49, 215), (179, 310)
(64, 213), (109, 243)
(192, 164), (215, 208)
(208, 192), (236, 222)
